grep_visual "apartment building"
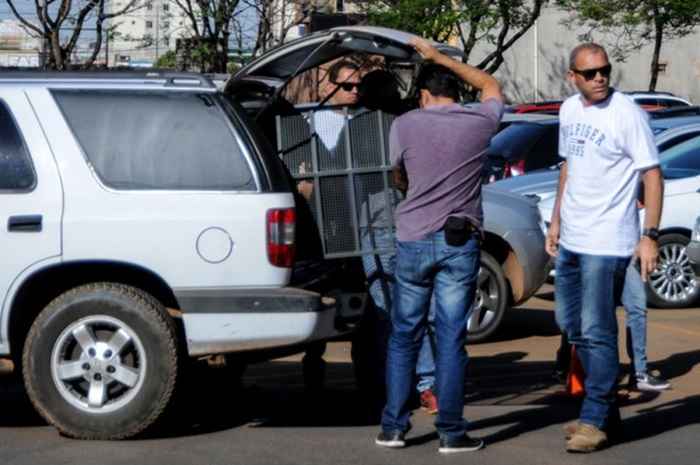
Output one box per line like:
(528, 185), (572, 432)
(109, 0), (192, 67)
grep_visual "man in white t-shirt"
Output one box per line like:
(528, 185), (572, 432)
(546, 43), (664, 453)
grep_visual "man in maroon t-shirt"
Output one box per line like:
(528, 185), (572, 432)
(375, 38), (504, 454)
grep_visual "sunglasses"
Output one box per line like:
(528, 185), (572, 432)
(334, 81), (361, 92)
(572, 64), (612, 81)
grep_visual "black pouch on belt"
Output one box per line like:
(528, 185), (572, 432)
(444, 216), (472, 246)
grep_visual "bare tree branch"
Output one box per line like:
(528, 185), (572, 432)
(6, 0), (43, 35)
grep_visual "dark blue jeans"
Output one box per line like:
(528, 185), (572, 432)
(555, 246), (629, 429)
(360, 227), (437, 393)
(381, 231), (479, 439)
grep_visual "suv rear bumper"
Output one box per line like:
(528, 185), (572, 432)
(175, 287), (340, 356)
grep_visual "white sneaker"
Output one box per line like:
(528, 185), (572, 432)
(635, 373), (671, 391)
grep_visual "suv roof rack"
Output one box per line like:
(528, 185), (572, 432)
(649, 105), (700, 119)
(0, 70), (216, 89)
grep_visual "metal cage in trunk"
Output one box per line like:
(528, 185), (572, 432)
(277, 106), (401, 258)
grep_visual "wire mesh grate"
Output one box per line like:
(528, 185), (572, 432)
(278, 107), (399, 258)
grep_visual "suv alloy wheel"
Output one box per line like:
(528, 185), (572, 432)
(22, 283), (178, 439)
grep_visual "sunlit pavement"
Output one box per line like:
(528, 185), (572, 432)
(1, 284), (699, 465)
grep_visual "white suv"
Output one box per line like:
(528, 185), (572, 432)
(0, 72), (339, 439)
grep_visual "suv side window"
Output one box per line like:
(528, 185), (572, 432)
(0, 101), (36, 191)
(52, 90), (256, 191)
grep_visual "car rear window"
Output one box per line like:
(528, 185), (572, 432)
(52, 90), (256, 191)
(0, 101), (36, 191)
(487, 122), (550, 161)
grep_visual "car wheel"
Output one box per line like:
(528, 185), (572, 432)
(646, 234), (700, 308)
(22, 283), (178, 439)
(467, 252), (509, 343)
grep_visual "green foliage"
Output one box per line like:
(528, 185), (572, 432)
(155, 50), (177, 69)
(365, 1), (546, 73)
(367, 0), (463, 42)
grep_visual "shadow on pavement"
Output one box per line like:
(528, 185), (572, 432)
(2, 350), (698, 443)
(620, 394), (700, 444)
(483, 308), (561, 343)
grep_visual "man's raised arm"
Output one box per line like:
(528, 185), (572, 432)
(409, 37), (503, 103)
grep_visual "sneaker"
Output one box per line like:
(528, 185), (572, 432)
(634, 373), (671, 391)
(563, 420), (581, 439)
(375, 431), (406, 448)
(438, 434), (485, 453)
(566, 423), (608, 453)
(420, 389), (438, 415)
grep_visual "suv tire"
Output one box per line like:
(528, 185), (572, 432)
(22, 283), (178, 439)
(467, 252), (509, 343)
(646, 233), (700, 308)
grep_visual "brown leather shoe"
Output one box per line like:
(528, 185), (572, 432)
(563, 420), (581, 439)
(566, 423), (608, 453)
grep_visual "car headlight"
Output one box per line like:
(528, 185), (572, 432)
(694, 216), (700, 241)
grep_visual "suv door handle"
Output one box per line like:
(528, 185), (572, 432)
(8, 215), (43, 232)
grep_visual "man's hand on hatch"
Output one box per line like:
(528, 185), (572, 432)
(409, 37), (441, 62)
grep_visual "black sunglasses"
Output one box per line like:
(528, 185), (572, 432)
(334, 81), (360, 92)
(572, 64), (612, 81)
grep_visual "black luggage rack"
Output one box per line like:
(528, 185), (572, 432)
(277, 106), (401, 259)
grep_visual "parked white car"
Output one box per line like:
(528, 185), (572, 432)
(624, 91), (692, 109)
(538, 171), (700, 308)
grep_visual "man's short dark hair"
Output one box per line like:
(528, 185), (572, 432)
(569, 43), (608, 70)
(328, 59), (360, 84)
(414, 64), (461, 101)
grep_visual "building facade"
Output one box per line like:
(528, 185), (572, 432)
(109, 0), (192, 67)
(0, 20), (41, 68)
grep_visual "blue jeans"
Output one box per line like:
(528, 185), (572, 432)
(622, 264), (647, 374)
(361, 227), (436, 393)
(381, 231), (480, 438)
(555, 246), (629, 429)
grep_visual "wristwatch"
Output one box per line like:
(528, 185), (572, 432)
(642, 227), (660, 241)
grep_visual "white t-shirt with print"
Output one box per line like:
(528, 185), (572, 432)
(558, 91), (659, 257)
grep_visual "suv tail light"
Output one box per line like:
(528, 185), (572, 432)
(267, 208), (296, 267)
(504, 159), (526, 178)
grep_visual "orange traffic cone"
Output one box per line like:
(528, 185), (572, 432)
(566, 346), (585, 397)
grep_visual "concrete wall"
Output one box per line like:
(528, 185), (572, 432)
(468, 7), (700, 104)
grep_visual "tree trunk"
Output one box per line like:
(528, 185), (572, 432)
(648, 11), (664, 91)
(50, 31), (65, 70)
(217, 33), (229, 73)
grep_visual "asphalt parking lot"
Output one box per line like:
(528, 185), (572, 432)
(1, 284), (699, 465)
